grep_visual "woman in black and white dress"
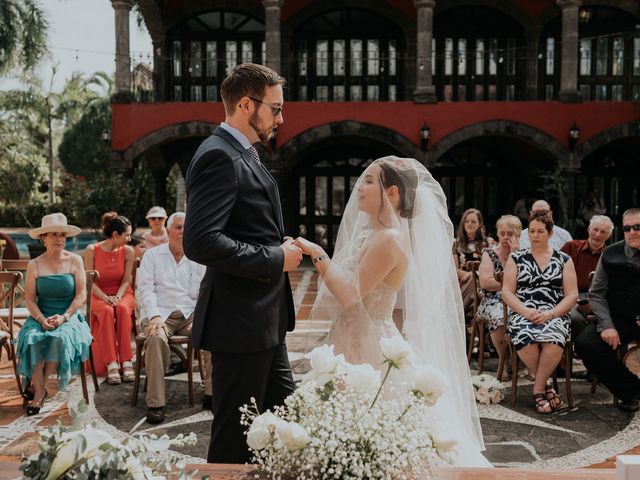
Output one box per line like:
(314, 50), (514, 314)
(502, 212), (578, 414)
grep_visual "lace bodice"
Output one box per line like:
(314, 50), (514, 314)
(363, 282), (399, 338)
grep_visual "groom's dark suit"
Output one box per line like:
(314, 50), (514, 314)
(184, 126), (295, 463)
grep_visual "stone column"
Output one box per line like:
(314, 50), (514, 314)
(413, 0), (437, 103)
(524, 26), (541, 100)
(263, 0), (283, 73)
(557, 0), (582, 102)
(152, 37), (164, 101)
(112, 0), (135, 102)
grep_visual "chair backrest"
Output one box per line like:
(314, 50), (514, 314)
(130, 257), (141, 292)
(1, 259), (29, 306)
(85, 270), (99, 327)
(466, 260), (482, 311)
(0, 271), (23, 340)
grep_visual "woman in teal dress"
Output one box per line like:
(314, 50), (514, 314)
(16, 213), (93, 415)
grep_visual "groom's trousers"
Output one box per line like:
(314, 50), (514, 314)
(208, 342), (295, 463)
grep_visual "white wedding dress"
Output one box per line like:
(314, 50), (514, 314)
(307, 156), (492, 468)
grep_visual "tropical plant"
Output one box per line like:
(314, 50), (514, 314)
(0, 0), (48, 75)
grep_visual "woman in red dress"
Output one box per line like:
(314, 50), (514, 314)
(84, 212), (136, 384)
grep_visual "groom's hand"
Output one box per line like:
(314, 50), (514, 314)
(281, 238), (303, 272)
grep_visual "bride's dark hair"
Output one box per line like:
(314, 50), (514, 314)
(376, 157), (419, 219)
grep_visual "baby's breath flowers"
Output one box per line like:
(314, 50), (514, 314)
(241, 340), (455, 479)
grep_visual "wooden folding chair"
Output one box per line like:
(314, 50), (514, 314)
(0, 259), (30, 332)
(466, 261), (487, 372)
(79, 270), (101, 403)
(0, 271), (24, 396)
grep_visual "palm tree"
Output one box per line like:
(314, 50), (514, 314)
(0, 65), (111, 204)
(0, 0), (48, 75)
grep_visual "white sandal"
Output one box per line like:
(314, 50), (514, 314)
(107, 366), (121, 385)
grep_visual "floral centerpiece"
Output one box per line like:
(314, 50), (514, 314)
(241, 337), (457, 479)
(20, 402), (198, 480)
(471, 373), (505, 404)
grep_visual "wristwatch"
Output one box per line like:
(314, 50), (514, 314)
(312, 254), (328, 265)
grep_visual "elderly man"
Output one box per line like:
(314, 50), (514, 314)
(519, 199), (572, 250)
(136, 212), (208, 424)
(575, 208), (640, 412)
(561, 215), (614, 342)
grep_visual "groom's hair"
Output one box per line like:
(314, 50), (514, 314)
(220, 63), (286, 115)
(377, 157), (418, 219)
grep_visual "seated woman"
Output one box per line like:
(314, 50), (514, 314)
(142, 206), (168, 250)
(84, 212), (136, 384)
(452, 208), (492, 314)
(16, 213), (92, 415)
(477, 215), (521, 373)
(502, 212), (578, 414)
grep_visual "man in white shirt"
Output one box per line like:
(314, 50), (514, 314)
(518, 199), (573, 250)
(136, 212), (208, 424)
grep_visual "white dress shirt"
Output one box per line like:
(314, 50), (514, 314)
(519, 225), (573, 251)
(136, 242), (206, 322)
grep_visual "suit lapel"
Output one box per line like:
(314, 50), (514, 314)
(213, 128), (285, 236)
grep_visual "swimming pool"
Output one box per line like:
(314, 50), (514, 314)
(8, 232), (100, 258)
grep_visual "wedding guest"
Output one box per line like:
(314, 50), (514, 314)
(16, 213), (92, 415)
(560, 215), (614, 342)
(502, 212), (578, 414)
(452, 208), (492, 313)
(142, 206), (169, 250)
(575, 208), (640, 412)
(518, 200), (572, 250)
(129, 234), (146, 260)
(136, 212), (208, 423)
(477, 215), (521, 372)
(84, 212), (136, 384)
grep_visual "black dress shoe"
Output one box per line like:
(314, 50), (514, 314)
(147, 406), (165, 424)
(618, 399), (640, 413)
(202, 395), (212, 410)
(166, 362), (187, 376)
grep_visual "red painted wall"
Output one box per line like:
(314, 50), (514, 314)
(112, 101), (640, 154)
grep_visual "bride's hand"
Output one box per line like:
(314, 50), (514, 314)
(293, 237), (321, 256)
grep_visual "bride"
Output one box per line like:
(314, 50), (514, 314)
(294, 156), (491, 467)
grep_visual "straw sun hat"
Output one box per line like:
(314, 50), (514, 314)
(28, 213), (81, 239)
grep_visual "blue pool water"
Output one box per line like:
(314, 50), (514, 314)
(9, 232), (100, 258)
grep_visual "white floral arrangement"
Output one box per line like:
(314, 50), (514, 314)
(241, 337), (457, 480)
(471, 373), (505, 404)
(19, 402), (198, 480)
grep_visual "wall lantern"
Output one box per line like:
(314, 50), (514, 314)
(568, 122), (580, 151)
(420, 122), (431, 151)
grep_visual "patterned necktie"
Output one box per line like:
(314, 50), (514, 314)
(247, 146), (261, 165)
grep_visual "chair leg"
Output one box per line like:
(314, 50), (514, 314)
(80, 363), (89, 404)
(511, 346), (519, 407)
(590, 375), (598, 393)
(10, 342), (23, 396)
(467, 318), (477, 364)
(478, 319), (485, 374)
(565, 346), (574, 408)
(187, 344), (195, 407)
(131, 342), (143, 406)
(196, 349), (205, 383)
(89, 347), (99, 392)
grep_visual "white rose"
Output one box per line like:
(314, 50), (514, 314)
(275, 421), (311, 451)
(45, 428), (115, 480)
(379, 336), (413, 369)
(343, 363), (380, 395)
(246, 412), (282, 450)
(303, 345), (345, 386)
(409, 364), (449, 406)
(489, 388), (504, 404)
(432, 429), (458, 459)
(475, 386), (491, 405)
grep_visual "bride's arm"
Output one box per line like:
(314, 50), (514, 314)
(294, 233), (401, 308)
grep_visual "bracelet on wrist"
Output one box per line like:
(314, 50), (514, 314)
(312, 253), (328, 265)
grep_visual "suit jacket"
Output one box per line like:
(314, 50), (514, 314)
(183, 127), (295, 353)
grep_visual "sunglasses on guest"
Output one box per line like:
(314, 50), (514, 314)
(148, 217), (165, 221)
(622, 224), (640, 232)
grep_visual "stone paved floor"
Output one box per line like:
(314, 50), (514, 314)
(1, 263), (640, 472)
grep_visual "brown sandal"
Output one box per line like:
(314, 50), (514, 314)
(534, 393), (552, 414)
(545, 384), (563, 410)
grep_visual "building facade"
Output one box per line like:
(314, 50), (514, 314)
(110, 0), (640, 249)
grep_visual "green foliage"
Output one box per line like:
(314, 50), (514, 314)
(0, 0), (48, 75)
(58, 98), (111, 178)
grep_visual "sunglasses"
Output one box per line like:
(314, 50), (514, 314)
(622, 224), (640, 232)
(248, 97), (283, 116)
(148, 217), (165, 221)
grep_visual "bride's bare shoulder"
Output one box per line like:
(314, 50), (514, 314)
(368, 228), (406, 255)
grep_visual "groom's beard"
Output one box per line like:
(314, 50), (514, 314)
(249, 112), (273, 144)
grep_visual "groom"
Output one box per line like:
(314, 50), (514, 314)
(183, 63), (301, 463)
